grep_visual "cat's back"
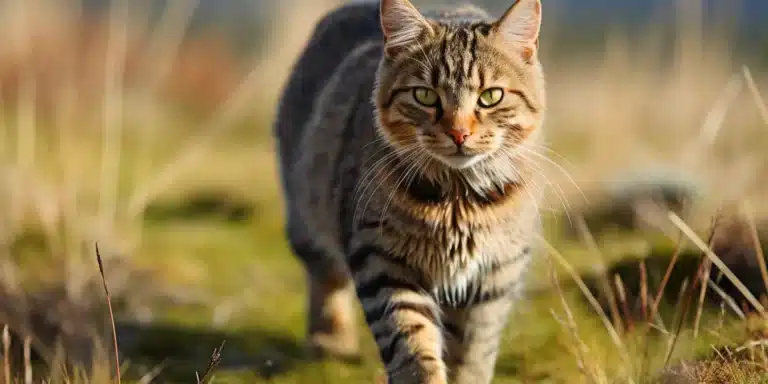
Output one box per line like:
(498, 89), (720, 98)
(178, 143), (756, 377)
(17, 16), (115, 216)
(274, 1), (382, 170)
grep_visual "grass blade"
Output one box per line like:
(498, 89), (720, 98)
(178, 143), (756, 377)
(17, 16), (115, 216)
(669, 212), (765, 314)
(95, 244), (121, 384)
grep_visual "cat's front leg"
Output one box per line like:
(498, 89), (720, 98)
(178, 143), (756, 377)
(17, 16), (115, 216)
(443, 297), (514, 384)
(442, 245), (530, 384)
(348, 244), (447, 384)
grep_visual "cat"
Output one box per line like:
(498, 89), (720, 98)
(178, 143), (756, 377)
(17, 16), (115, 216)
(274, 0), (546, 382)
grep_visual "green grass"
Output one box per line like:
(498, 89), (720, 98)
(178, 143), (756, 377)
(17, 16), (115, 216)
(116, 213), (759, 383)
(2, 113), (766, 383)
(110, 177), (762, 383)
(1, 64), (766, 384)
(1, 1), (768, 383)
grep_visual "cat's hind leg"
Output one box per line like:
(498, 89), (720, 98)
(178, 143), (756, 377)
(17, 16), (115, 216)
(287, 222), (359, 361)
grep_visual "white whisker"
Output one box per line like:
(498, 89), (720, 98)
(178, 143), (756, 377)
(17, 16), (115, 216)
(354, 142), (422, 221)
(494, 150), (546, 215)
(354, 139), (419, 199)
(358, 146), (422, 221)
(517, 145), (586, 204)
(379, 152), (430, 225)
(508, 148), (574, 223)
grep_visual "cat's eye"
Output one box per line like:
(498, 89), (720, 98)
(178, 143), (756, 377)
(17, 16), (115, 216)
(413, 87), (439, 107)
(478, 88), (504, 108)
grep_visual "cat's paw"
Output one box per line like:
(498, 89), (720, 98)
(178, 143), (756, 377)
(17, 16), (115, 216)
(306, 332), (361, 364)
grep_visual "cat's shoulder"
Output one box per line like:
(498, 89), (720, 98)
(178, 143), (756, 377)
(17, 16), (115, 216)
(309, 1), (383, 46)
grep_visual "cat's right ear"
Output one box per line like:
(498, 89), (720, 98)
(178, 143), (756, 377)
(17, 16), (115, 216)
(380, 0), (433, 58)
(491, 0), (542, 63)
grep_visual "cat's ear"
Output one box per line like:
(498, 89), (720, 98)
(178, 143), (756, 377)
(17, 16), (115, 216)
(491, 0), (542, 63)
(380, 0), (433, 57)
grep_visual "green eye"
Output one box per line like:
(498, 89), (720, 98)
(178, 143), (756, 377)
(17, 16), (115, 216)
(478, 88), (504, 108)
(413, 87), (439, 107)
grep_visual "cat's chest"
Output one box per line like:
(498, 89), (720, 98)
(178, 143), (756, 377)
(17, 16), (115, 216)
(425, 225), (529, 306)
(405, 219), (515, 277)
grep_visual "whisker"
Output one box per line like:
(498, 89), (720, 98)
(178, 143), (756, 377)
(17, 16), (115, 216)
(509, 149), (574, 223)
(353, 143), (418, 218)
(354, 143), (422, 221)
(516, 145), (587, 204)
(494, 150), (546, 215)
(512, 150), (571, 208)
(359, 146), (423, 221)
(379, 151), (429, 226)
(527, 141), (576, 168)
(356, 139), (419, 184)
(360, 131), (407, 151)
(360, 136), (418, 168)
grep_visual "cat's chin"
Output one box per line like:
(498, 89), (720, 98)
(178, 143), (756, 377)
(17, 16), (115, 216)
(433, 153), (487, 169)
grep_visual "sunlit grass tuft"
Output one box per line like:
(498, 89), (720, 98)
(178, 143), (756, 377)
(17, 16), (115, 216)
(0, 0), (766, 383)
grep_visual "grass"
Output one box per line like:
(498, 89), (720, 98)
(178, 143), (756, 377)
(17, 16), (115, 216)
(0, 0), (767, 383)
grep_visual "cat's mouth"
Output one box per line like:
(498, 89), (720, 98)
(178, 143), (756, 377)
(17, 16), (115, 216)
(420, 142), (492, 169)
(435, 152), (486, 169)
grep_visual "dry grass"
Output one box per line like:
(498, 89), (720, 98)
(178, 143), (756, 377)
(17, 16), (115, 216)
(0, 0), (766, 383)
(195, 341), (225, 384)
(0, 0), (252, 381)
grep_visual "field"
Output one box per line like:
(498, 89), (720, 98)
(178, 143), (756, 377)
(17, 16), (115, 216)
(1, 0), (768, 383)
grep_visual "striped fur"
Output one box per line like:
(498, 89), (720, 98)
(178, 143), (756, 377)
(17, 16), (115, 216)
(274, 1), (546, 383)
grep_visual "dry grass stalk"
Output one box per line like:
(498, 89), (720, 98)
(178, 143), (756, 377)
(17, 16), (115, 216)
(669, 212), (766, 314)
(639, 260), (648, 323)
(693, 259), (711, 339)
(539, 237), (635, 383)
(663, 291), (695, 371)
(95, 244), (120, 384)
(650, 233), (686, 320)
(663, 213), (721, 368)
(137, 362), (166, 384)
(676, 278), (689, 306)
(574, 216), (624, 334)
(706, 279), (746, 320)
(23, 337), (30, 384)
(196, 340), (225, 384)
(637, 258), (656, 382)
(2, 325), (9, 384)
(742, 203), (768, 298)
(547, 257), (603, 383)
(614, 274), (634, 332)
(742, 66), (768, 125)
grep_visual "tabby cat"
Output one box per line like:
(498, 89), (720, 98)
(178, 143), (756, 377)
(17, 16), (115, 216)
(274, 0), (546, 382)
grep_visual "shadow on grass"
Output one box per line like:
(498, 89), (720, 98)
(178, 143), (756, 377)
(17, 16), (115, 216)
(143, 190), (257, 224)
(116, 321), (307, 382)
(495, 352), (554, 382)
(578, 215), (768, 326)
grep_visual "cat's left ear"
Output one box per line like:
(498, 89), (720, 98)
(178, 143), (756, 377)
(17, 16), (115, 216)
(491, 0), (542, 63)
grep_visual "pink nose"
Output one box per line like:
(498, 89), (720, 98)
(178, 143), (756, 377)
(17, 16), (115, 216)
(447, 129), (469, 146)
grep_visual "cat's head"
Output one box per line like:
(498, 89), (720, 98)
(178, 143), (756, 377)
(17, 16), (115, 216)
(374, 0), (545, 172)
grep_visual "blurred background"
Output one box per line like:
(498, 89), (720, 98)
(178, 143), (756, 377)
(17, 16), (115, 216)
(0, 0), (766, 382)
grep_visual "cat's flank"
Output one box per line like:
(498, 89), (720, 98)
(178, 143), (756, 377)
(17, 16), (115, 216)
(274, 0), (545, 383)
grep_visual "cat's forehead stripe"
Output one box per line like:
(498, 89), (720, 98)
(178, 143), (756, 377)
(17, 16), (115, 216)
(433, 24), (482, 90)
(467, 26), (479, 84)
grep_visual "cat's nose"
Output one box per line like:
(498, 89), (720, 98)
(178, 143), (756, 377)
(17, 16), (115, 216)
(447, 129), (470, 146)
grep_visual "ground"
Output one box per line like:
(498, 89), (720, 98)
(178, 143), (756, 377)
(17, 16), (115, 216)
(1, 1), (768, 383)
